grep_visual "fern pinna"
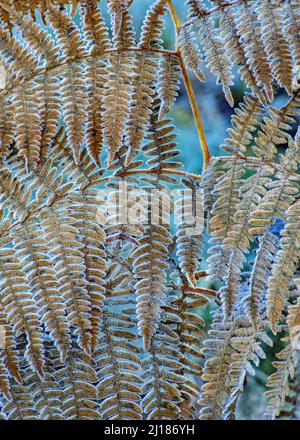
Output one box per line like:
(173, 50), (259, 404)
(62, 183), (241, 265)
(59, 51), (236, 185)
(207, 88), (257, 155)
(0, 0), (299, 421)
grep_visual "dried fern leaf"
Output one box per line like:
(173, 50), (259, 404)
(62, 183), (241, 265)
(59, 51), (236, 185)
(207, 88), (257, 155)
(1, 380), (39, 419)
(199, 311), (235, 420)
(288, 280), (300, 331)
(255, 0), (294, 95)
(0, 164), (36, 221)
(173, 287), (207, 372)
(0, 249), (44, 375)
(222, 93), (264, 157)
(0, 313), (21, 385)
(267, 201), (300, 331)
(157, 54), (181, 121)
(125, 0), (168, 166)
(50, 133), (104, 190)
(249, 127), (300, 240)
(0, 27), (40, 83)
(187, 0), (234, 106)
(234, 0), (274, 102)
(132, 220), (172, 352)
(218, 5), (266, 103)
(264, 336), (298, 420)
(13, 83), (42, 169)
(103, 10), (134, 167)
(219, 166), (273, 318)
(105, 178), (145, 247)
(81, 0), (111, 166)
(54, 347), (99, 420)
(68, 189), (107, 352)
(38, 203), (93, 353)
(107, 0), (129, 36)
(247, 231), (279, 329)
(206, 94), (264, 282)
(143, 98), (182, 185)
(27, 371), (63, 420)
(96, 294), (142, 420)
(0, 94), (14, 159)
(223, 319), (271, 418)
(252, 92), (300, 161)
(0, 355), (11, 401)
(46, 5), (88, 165)
(177, 24), (205, 82)
(206, 159), (247, 281)
(142, 317), (185, 420)
(9, 221), (72, 361)
(175, 183), (204, 287)
(282, 0), (300, 77)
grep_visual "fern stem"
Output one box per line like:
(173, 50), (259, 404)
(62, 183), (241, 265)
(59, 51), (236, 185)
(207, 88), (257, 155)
(185, 0), (244, 27)
(118, 168), (201, 181)
(167, 0), (210, 170)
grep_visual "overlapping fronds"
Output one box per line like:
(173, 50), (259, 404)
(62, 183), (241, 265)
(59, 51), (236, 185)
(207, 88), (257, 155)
(267, 202), (300, 331)
(187, 0), (234, 107)
(264, 336), (299, 420)
(0, 0), (299, 422)
(125, 0), (168, 166)
(175, 180), (204, 287)
(142, 310), (185, 420)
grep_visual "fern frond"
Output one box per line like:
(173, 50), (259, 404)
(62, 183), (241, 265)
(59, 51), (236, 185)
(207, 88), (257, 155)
(50, 132), (104, 190)
(142, 98), (182, 184)
(132, 222), (172, 351)
(38, 203), (92, 353)
(206, 94), (264, 283)
(125, 0), (168, 166)
(46, 5), (88, 165)
(218, 4), (266, 103)
(199, 311), (235, 420)
(142, 316), (184, 420)
(157, 54), (181, 121)
(0, 94), (13, 158)
(173, 284), (208, 375)
(249, 129), (300, 240)
(247, 231), (279, 328)
(107, 0), (130, 36)
(0, 27), (39, 82)
(177, 24), (205, 82)
(187, 0), (234, 107)
(206, 161), (246, 284)
(0, 313), (21, 385)
(1, 380), (39, 419)
(264, 336), (298, 420)
(282, 0), (300, 76)
(267, 201), (300, 331)
(234, 0), (274, 102)
(252, 91), (300, 161)
(68, 189), (107, 353)
(255, 0), (294, 95)
(228, 319), (270, 389)
(0, 249), (44, 375)
(103, 10), (134, 167)
(81, 0), (111, 166)
(9, 220), (72, 361)
(54, 347), (99, 420)
(222, 93), (264, 157)
(96, 293), (142, 420)
(175, 181), (204, 287)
